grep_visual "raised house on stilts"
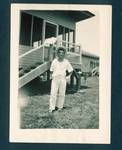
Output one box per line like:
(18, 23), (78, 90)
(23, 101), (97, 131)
(19, 10), (95, 89)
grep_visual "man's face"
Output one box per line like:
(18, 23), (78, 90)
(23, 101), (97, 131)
(57, 50), (65, 60)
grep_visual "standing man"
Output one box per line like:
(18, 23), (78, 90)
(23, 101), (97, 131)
(49, 46), (73, 112)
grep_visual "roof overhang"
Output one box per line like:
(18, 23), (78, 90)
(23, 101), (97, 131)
(66, 10), (95, 22)
(82, 51), (99, 59)
(26, 10), (95, 22)
(47, 10), (95, 22)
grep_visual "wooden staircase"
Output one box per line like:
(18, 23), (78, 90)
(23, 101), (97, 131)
(19, 42), (82, 88)
(19, 44), (51, 88)
(19, 61), (50, 88)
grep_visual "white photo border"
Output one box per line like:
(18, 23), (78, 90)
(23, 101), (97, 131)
(10, 4), (112, 144)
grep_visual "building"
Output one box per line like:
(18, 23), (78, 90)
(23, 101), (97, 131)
(19, 10), (95, 88)
(82, 50), (99, 73)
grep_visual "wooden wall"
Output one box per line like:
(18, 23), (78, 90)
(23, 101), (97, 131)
(82, 55), (99, 72)
(26, 10), (76, 30)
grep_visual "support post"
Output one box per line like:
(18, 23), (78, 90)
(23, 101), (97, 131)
(47, 70), (50, 81)
(30, 16), (34, 47)
(73, 70), (82, 91)
(70, 73), (74, 88)
(49, 44), (54, 62)
(76, 75), (81, 90)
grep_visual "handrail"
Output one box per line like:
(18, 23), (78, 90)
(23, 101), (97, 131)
(60, 40), (80, 47)
(19, 44), (45, 59)
(19, 39), (81, 61)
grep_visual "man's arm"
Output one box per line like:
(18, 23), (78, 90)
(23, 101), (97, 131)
(66, 60), (73, 76)
(50, 59), (55, 79)
(49, 70), (53, 80)
(66, 70), (73, 76)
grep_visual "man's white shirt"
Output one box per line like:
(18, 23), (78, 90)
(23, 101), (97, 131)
(50, 58), (73, 78)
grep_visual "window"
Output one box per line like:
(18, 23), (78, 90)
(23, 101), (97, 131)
(58, 26), (64, 42)
(19, 12), (75, 51)
(45, 22), (57, 40)
(96, 62), (99, 67)
(19, 12), (32, 46)
(19, 12), (44, 47)
(32, 17), (43, 47)
(58, 25), (75, 50)
(69, 29), (74, 43)
(90, 61), (93, 68)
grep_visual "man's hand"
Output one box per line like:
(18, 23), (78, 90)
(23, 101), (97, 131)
(50, 71), (53, 79)
(66, 70), (73, 76)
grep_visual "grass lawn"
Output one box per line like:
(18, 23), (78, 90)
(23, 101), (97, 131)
(19, 76), (99, 129)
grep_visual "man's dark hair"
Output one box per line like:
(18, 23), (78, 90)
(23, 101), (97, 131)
(57, 46), (66, 54)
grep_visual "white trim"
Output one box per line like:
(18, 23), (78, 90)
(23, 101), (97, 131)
(19, 44), (44, 59)
(30, 15), (34, 46)
(19, 62), (50, 88)
(45, 20), (58, 39)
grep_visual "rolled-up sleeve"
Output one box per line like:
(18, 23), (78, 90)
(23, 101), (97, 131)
(67, 60), (73, 73)
(50, 59), (55, 72)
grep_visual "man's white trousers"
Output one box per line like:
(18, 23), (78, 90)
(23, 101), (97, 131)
(49, 76), (66, 110)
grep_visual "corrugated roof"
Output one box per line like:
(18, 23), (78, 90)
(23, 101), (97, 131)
(49, 10), (95, 22)
(67, 10), (95, 22)
(82, 50), (99, 59)
(29, 10), (95, 22)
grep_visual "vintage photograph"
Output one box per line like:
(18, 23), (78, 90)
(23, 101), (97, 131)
(10, 4), (111, 143)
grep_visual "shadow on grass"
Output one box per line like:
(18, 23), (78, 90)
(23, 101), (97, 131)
(20, 76), (99, 129)
(19, 77), (91, 97)
(66, 84), (91, 94)
(19, 77), (51, 97)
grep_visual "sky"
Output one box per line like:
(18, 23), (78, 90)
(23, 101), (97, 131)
(76, 12), (99, 56)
